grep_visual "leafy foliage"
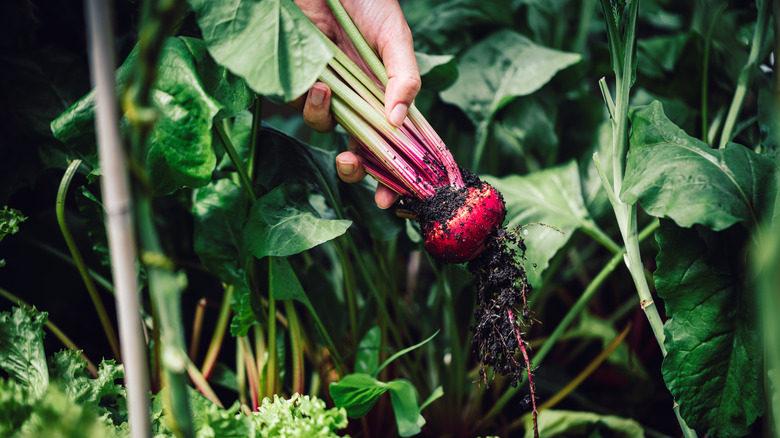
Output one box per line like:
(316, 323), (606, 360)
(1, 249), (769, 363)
(186, 0), (333, 101)
(655, 221), (764, 436)
(0, 207), (26, 243)
(522, 409), (645, 438)
(622, 101), (777, 230)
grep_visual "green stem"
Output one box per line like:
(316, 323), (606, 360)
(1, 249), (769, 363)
(0, 286), (98, 377)
(185, 358), (223, 408)
(201, 285), (233, 380)
(285, 300), (304, 395)
(57, 160), (122, 361)
(239, 336), (260, 411)
(324, 0), (388, 85)
(701, 6), (725, 143)
(479, 220), (660, 427)
(719, 0), (772, 148)
(215, 122), (257, 204)
(266, 259), (277, 398)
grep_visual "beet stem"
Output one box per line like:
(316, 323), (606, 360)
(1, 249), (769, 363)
(508, 307), (538, 438)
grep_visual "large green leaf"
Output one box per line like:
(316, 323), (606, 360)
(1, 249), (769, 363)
(245, 185), (351, 259)
(410, 0), (513, 54)
(655, 220), (763, 436)
(0, 307), (49, 398)
(483, 161), (594, 286)
(51, 37), (253, 194)
(415, 52), (458, 91)
(329, 374), (388, 418)
(193, 179), (250, 290)
(187, 0), (333, 101)
(622, 101), (777, 230)
(440, 30), (580, 127)
(522, 410), (645, 438)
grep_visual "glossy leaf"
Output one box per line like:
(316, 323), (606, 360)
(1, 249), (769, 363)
(484, 161), (593, 286)
(245, 185), (351, 259)
(522, 410), (645, 438)
(329, 374), (388, 418)
(655, 221), (763, 436)
(193, 179), (250, 291)
(187, 0), (333, 101)
(354, 326), (381, 375)
(440, 30), (581, 127)
(387, 379), (425, 437)
(622, 101), (777, 230)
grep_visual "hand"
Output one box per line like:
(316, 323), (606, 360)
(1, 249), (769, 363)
(294, 0), (421, 209)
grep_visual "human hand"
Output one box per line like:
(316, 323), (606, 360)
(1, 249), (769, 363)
(294, 0), (421, 209)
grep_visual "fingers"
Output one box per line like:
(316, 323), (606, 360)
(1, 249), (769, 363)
(375, 183), (398, 209)
(302, 82), (337, 133)
(336, 146), (366, 183)
(374, 7), (421, 127)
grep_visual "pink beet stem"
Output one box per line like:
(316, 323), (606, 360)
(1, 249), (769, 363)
(508, 307), (538, 438)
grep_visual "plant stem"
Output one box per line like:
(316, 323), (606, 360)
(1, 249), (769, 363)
(324, 0), (387, 86)
(266, 259), (277, 398)
(215, 122), (257, 203)
(239, 336), (260, 411)
(0, 286), (98, 377)
(701, 5), (725, 144)
(185, 358), (223, 408)
(125, 0), (192, 434)
(201, 285), (232, 379)
(285, 300), (304, 395)
(247, 98), (262, 181)
(57, 159), (122, 360)
(189, 299), (206, 361)
(719, 0), (772, 148)
(83, 0), (152, 436)
(597, 1), (697, 435)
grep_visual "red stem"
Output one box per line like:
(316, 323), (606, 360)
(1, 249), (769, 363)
(508, 307), (538, 438)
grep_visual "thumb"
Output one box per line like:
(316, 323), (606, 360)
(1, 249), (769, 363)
(377, 19), (421, 127)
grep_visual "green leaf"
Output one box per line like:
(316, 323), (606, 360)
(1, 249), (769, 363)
(17, 384), (122, 438)
(50, 352), (126, 426)
(252, 394), (348, 437)
(387, 379), (426, 437)
(411, 0), (513, 54)
(177, 37), (255, 121)
(0, 206), (26, 243)
(354, 326), (381, 375)
(0, 378), (36, 436)
(484, 161), (594, 286)
(256, 125), (343, 209)
(622, 101), (777, 230)
(269, 257), (307, 303)
(51, 37), (252, 194)
(187, 0), (333, 102)
(329, 374), (388, 418)
(655, 220), (763, 436)
(440, 30), (581, 127)
(415, 52), (458, 91)
(193, 179), (250, 290)
(245, 185), (351, 258)
(522, 409), (645, 438)
(373, 330), (439, 377)
(0, 307), (49, 398)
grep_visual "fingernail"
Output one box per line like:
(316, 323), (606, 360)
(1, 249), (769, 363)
(337, 158), (356, 175)
(389, 103), (408, 127)
(310, 85), (326, 106)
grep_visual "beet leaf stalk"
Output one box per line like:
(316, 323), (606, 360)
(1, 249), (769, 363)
(312, 2), (539, 434)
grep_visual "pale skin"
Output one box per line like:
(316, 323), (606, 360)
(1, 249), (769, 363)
(294, 0), (421, 209)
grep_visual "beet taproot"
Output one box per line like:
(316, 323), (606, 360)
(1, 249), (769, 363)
(420, 181), (506, 263)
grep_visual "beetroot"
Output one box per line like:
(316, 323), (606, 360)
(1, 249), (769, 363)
(419, 181), (506, 264)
